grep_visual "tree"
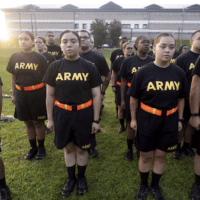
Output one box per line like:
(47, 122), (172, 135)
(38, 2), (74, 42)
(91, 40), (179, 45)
(90, 19), (108, 47)
(108, 20), (122, 47)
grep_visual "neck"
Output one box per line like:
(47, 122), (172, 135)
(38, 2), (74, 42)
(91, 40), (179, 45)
(154, 60), (170, 68)
(80, 47), (90, 54)
(47, 43), (55, 46)
(137, 52), (147, 59)
(38, 49), (45, 54)
(22, 49), (33, 54)
(191, 47), (200, 54)
(65, 55), (80, 61)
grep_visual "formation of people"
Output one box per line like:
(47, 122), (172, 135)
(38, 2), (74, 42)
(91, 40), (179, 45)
(0, 29), (199, 200)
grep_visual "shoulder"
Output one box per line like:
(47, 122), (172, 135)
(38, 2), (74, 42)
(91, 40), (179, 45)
(170, 63), (186, 76)
(147, 55), (155, 61)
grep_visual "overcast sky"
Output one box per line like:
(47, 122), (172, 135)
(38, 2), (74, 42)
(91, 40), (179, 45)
(0, 1), (199, 9)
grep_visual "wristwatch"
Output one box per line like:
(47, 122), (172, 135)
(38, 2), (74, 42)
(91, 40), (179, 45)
(93, 119), (100, 124)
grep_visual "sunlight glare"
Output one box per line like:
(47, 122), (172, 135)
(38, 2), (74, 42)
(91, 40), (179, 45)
(0, 11), (9, 41)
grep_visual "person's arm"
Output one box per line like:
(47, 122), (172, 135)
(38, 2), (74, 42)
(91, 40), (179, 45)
(177, 98), (184, 131)
(91, 86), (101, 133)
(120, 77), (126, 109)
(101, 71), (111, 100)
(11, 74), (16, 104)
(0, 85), (2, 120)
(111, 70), (116, 92)
(130, 96), (138, 131)
(46, 84), (55, 132)
(189, 74), (200, 130)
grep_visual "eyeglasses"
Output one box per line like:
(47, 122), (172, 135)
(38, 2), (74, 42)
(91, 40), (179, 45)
(79, 36), (90, 40)
(126, 47), (133, 50)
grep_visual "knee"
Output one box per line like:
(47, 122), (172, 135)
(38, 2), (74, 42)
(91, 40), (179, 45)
(154, 154), (166, 163)
(140, 152), (153, 164)
(32, 121), (44, 129)
(76, 148), (87, 156)
(24, 120), (34, 129)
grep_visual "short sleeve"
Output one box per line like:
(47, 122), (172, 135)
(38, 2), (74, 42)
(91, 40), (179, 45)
(88, 64), (103, 88)
(97, 56), (110, 76)
(6, 54), (16, 74)
(178, 74), (189, 99)
(193, 56), (200, 77)
(118, 59), (127, 79)
(112, 59), (119, 72)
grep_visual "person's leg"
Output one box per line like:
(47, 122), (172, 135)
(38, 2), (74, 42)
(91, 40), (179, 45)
(24, 120), (38, 159)
(62, 142), (76, 197)
(76, 146), (88, 195)
(118, 105), (125, 133)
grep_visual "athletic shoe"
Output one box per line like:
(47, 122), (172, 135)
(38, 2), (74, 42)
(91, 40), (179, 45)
(36, 147), (46, 160)
(77, 176), (88, 195)
(88, 148), (98, 158)
(125, 149), (133, 161)
(0, 186), (11, 200)
(136, 184), (149, 200)
(150, 185), (165, 200)
(184, 147), (195, 157)
(61, 179), (76, 197)
(190, 183), (200, 200)
(24, 148), (37, 160)
(172, 148), (181, 160)
(117, 125), (125, 133)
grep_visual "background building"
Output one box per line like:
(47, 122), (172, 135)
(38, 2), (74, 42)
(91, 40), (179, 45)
(1, 2), (200, 40)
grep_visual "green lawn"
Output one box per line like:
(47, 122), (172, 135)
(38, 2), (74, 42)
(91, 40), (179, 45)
(0, 46), (195, 200)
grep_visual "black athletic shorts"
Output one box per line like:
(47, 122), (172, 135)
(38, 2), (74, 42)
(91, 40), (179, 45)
(53, 105), (93, 150)
(116, 84), (121, 106)
(125, 86), (131, 121)
(135, 108), (178, 152)
(191, 129), (200, 156)
(15, 87), (47, 121)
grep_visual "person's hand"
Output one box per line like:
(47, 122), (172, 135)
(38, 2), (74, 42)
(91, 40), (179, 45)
(101, 94), (105, 101)
(178, 121), (182, 131)
(12, 96), (15, 104)
(189, 116), (200, 130)
(92, 122), (100, 133)
(121, 101), (125, 109)
(112, 87), (116, 93)
(130, 119), (137, 131)
(47, 119), (55, 132)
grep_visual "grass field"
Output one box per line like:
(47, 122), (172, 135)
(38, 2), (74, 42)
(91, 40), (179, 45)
(0, 46), (195, 200)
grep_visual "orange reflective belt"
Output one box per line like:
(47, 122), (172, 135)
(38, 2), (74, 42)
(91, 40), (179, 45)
(16, 82), (44, 91)
(116, 81), (121, 86)
(54, 99), (93, 111)
(127, 82), (131, 87)
(140, 102), (178, 117)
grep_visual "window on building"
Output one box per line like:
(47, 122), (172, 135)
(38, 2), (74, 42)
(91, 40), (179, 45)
(83, 24), (87, 29)
(127, 24), (131, 29)
(143, 24), (147, 29)
(122, 24), (126, 28)
(75, 24), (79, 29)
(134, 24), (139, 29)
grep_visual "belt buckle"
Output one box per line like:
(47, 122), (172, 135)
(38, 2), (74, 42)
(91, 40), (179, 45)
(161, 109), (167, 117)
(72, 105), (77, 111)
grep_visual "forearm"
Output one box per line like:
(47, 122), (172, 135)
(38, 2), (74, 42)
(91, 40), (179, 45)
(121, 77), (126, 102)
(11, 74), (16, 97)
(46, 95), (54, 120)
(130, 97), (138, 120)
(111, 70), (116, 86)
(101, 71), (111, 93)
(92, 87), (101, 120)
(0, 86), (2, 116)
(178, 98), (184, 119)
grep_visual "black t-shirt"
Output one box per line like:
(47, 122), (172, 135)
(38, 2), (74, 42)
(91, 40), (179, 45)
(80, 51), (110, 76)
(175, 50), (200, 91)
(43, 57), (102, 105)
(7, 51), (48, 86)
(110, 49), (134, 63)
(193, 56), (200, 77)
(46, 44), (63, 60)
(0, 77), (3, 86)
(43, 52), (56, 66)
(112, 56), (125, 83)
(171, 50), (181, 63)
(147, 50), (154, 57)
(127, 62), (189, 110)
(119, 55), (155, 83)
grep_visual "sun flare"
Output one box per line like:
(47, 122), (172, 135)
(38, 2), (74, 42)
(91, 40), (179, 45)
(0, 11), (9, 41)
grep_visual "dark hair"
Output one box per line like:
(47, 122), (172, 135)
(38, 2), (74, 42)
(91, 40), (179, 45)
(19, 31), (34, 41)
(79, 30), (91, 38)
(153, 33), (176, 48)
(35, 36), (46, 44)
(191, 30), (200, 40)
(178, 44), (188, 53)
(134, 35), (149, 50)
(45, 31), (54, 37)
(59, 30), (81, 44)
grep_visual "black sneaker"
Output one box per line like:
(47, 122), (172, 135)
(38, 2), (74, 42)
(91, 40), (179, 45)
(190, 183), (200, 200)
(36, 147), (46, 160)
(150, 185), (165, 200)
(24, 148), (37, 160)
(172, 148), (181, 160)
(88, 148), (98, 158)
(125, 149), (133, 161)
(184, 147), (195, 157)
(61, 179), (76, 197)
(136, 184), (149, 200)
(0, 186), (11, 200)
(118, 126), (125, 133)
(77, 176), (88, 195)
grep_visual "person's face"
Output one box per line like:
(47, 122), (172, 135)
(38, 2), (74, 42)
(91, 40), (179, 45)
(79, 32), (90, 50)
(191, 32), (200, 52)
(123, 44), (133, 57)
(136, 37), (150, 53)
(19, 33), (34, 52)
(90, 37), (94, 50)
(181, 45), (189, 54)
(60, 32), (80, 60)
(154, 36), (175, 63)
(35, 38), (46, 52)
(46, 33), (55, 45)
